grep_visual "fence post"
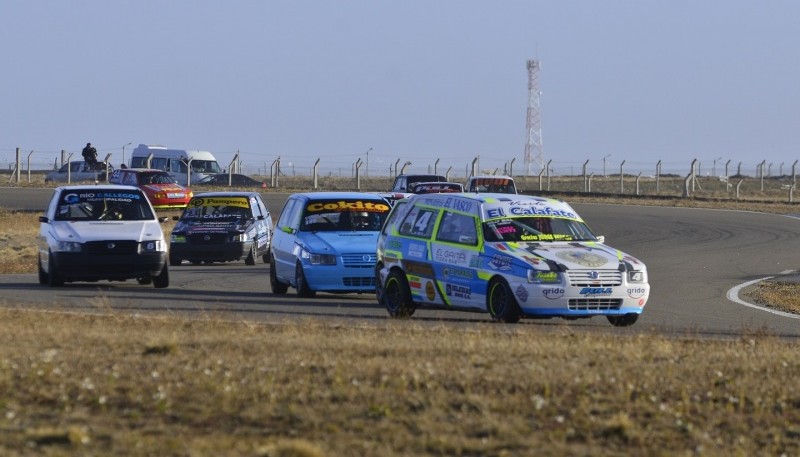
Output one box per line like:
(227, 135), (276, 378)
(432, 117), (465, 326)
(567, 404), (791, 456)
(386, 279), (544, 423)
(656, 160), (661, 194)
(582, 160), (589, 192)
(619, 160), (626, 194)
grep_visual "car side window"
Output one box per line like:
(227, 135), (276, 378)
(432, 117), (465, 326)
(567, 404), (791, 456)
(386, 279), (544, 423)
(399, 205), (438, 239)
(436, 211), (478, 246)
(382, 201), (408, 236)
(123, 173), (138, 185)
(277, 199), (301, 229)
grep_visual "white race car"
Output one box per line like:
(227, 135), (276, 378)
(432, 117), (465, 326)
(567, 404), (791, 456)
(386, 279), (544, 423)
(376, 193), (649, 326)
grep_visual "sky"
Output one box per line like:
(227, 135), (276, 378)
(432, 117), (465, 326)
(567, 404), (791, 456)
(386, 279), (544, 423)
(2, 1), (799, 177)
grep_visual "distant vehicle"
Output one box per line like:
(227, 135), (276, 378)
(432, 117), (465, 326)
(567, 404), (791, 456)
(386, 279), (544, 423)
(37, 185), (169, 287)
(129, 144), (222, 186)
(108, 168), (193, 210)
(390, 174), (446, 193)
(44, 161), (113, 183)
(169, 192), (273, 266)
(376, 193), (649, 326)
(196, 173), (267, 188)
(270, 191), (392, 297)
(466, 175), (517, 194)
(409, 181), (464, 194)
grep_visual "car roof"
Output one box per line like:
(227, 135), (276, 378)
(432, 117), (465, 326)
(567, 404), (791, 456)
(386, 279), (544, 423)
(120, 168), (168, 174)
(291, 191), (389, 200)
(192, 191), (262, 198)
(55, 184), (140, 192)
(468, 174), (514, 180)
(405, 192), (582, 221)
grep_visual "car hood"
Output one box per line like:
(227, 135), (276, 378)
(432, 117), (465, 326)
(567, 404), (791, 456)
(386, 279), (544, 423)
(297, 231), (380, 254)
(485, 241), (646, 271)
(173, 218), (251, 233)
(50, 220), (163, 243)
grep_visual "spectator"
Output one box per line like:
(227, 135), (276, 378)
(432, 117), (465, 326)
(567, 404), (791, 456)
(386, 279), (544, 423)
(82, 142), (98, 167)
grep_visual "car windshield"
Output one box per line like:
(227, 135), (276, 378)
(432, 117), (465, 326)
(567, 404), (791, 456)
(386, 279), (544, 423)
(299, 199), (391, 232)
(141, 172), (175, 185)
(483, 216), (597, 242)
(179, 196), (250, 221)
(190, 160), (222, 174)
(54, 190), (154, 221)
(470, 178), (516, 193)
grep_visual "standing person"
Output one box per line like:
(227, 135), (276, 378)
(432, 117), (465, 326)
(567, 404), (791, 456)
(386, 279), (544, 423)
(82, 142), (98, 167)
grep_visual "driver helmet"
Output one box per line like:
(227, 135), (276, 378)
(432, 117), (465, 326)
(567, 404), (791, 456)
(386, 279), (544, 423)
(351, 211), (370, 228)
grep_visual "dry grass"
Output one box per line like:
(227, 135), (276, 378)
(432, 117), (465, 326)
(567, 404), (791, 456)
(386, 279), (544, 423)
(0, 309), (798, 456)
(0, 209), (41, 274)
(744, 281), (800, 314)
(4, 187), (800, 454)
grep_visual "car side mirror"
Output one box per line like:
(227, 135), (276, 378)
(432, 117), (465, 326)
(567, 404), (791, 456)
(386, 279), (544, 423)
(281, 226), (295, 234)
(38, 216), (49, 223)
(596, 235), (605, 243)
(257, 215), (265, 220)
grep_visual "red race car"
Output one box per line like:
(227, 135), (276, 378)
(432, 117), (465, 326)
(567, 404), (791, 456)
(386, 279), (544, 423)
(109, 168), (193, 209)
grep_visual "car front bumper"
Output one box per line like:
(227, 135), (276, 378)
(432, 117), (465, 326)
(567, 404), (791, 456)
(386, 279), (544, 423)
(52, 251), (166, 282)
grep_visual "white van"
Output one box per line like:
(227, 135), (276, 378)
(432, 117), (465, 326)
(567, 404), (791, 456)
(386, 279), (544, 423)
(129, 144), (222, 185)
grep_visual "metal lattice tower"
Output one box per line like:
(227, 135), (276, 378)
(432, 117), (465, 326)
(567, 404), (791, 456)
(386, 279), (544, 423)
(525, 59), (544, 175)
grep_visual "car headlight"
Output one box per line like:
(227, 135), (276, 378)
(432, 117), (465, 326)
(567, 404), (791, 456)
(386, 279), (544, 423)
(527, 270), (562, 284)
(300, 248), (336, 265)
(56, 241), (82, 252)
(140, 240), (166, 253)
(628, 270), (647, 283)
(232, 232), (250, 242)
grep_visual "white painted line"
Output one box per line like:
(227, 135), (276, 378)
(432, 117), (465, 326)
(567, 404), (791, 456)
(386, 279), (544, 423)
(727, 277), (800, 319)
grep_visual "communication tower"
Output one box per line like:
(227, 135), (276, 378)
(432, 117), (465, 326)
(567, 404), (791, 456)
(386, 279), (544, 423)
(525, 59), (544, 175)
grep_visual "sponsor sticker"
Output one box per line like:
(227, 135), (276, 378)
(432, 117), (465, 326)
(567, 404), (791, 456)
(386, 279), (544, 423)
(515, 284), (529, 303)
(579, 287), (613, 296)
(628, 287), (647, 299)
(488, 254), (513, 271)
(191, 197), (249, 208)
(542, 287), (565, 299)
(407, 243), (426, 258)
(555, 251), (608, 268)
(425, 281), (436, 301)
(306, 200), (389, 212)
(445, 283), (472, 299)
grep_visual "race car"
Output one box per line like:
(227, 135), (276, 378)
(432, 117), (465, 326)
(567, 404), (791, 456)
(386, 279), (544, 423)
(376, 193), (649, 326)
(169, 192), (273, 265)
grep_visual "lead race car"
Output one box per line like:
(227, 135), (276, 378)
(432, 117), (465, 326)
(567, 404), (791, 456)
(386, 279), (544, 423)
(376, 193), (650, 326)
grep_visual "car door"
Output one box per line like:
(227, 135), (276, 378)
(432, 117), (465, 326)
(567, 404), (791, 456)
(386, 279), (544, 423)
(271, 197), (302, 281)
(248, 195), (270, 257)
(430, 211), (482, 310)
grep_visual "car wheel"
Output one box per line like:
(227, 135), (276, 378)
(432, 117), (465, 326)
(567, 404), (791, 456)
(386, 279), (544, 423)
(245, 244), (256, 265)
(262, 248), (270, 264)
(37, 253), (48, 285)
(153, 264), (169, 288)
(47, 251), (64, 287)
(295, 262), (316, 298)
(382, 269), (415, 318)
(137, 277), (152, 285)
(169, 253), (181, 266)
(487, 277), (521, 323)
(607, 313), (639, 327)
(269, 255), (288, 294)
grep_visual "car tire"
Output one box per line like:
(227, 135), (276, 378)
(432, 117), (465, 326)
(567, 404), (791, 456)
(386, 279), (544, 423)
(37, 253), (47, 285)
(295, 262), (316, 298)
(47, 251), (64, 287)
(169, 253), (181, 266)
(382, 269), (415, 318)
(262, 248), (270, 264)
(137, 277), (152, 285)
(270, 255), (288, 294)
(487, 277), (521, 323)
(153, 264), (169, 288)
(245, 244), (256, 265)
(607, 313), (639, 327)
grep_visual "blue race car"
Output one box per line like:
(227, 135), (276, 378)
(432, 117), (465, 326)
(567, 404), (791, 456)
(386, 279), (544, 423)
(269, 192), (391, 297)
